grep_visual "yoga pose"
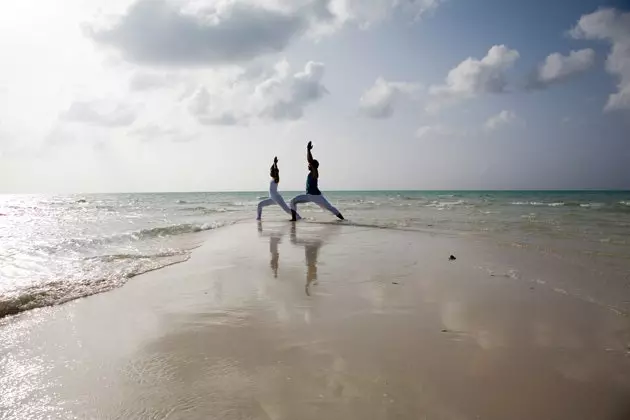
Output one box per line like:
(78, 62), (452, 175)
(257, 157), (299, 220)
(290, 141), (344, 221)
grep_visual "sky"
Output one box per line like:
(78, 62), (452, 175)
(0, 0), (629, 193)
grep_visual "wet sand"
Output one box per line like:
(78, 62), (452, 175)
(1, 221), (630, 420)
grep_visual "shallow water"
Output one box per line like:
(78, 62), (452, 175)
(1, 190), (629, 317)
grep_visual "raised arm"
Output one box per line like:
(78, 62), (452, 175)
(307, 141), (314, 164)
(272, 156), (279, 183)
(307, 141), (318, 178)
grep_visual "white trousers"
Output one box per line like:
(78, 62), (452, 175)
(290, 194), (340, 216)
(257, 190), (293, 219)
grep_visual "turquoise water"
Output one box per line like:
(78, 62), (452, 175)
(1, 190), (629, 317)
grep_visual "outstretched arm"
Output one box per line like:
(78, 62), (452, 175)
(307, 141), (318, 178)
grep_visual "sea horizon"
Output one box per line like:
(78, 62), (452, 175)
(2, 188), (629, 195)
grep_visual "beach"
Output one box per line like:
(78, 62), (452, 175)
(2, 221), (630, 420)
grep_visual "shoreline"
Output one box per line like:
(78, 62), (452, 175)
(2, 221), (630, 419)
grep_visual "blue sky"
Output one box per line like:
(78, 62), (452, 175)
(0, 0), (628, 192)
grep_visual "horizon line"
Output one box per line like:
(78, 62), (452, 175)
(1, 188), (629, 195)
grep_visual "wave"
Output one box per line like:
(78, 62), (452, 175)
(511, 201), (564, 207)
(180, 206), (229, 214)
(0, 252), (191, 319)
(0, 220), (237, 319)
(135, 222), (225, 238)
(342, 200), (378, 208)
(231, 201), (257, 207)
(426, 200), (465, 208)
(84, 249), (193, 262)
(510, 200), (630, 211)
(37, 221), (233, 253)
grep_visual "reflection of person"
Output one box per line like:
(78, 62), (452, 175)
(290, 224), (341, 296)
(290, 224), (322, 296)
(257, 157), (299, 221)
(258, 221), (284, 278)
(290, 141), (344, 221)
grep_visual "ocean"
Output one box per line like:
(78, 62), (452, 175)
(1, 190), (629, 318)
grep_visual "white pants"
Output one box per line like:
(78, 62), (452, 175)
(257, 191), (294, 219)
(290, 194), (341, 217)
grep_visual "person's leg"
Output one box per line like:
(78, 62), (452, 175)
(271, 191), (300, 219)
(256, 198), (274, 220)
(290, 194), (310, 221)
(311, 195), (344, 220)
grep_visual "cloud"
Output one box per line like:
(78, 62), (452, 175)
(428, 45), (520, 111)
(87, 0), (447, 66)
(131, 124), (198, 142)
(528, 49), (595, 90)
(359, 77), (422, 119)
(87, 0), (307, 65)
(404, 0), (445, 19)
(189, 87), (243, 126)
(260, 61), (328, 120)
(326, 0), (444, 29)
(416, 110), (522, 139)
(61, 101), (137, 127)
(129, 72), (181, 91)
(189, 60), (328, 125)
(570, 8), (630, 111)
(484, 110), (519, 131)
(415, 124), (459, 139)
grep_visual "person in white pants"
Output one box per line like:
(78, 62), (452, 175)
(257, 157), (300, 220)
(290, 141), (344, 221)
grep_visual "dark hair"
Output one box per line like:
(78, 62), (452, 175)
(312, 159), (319, 169)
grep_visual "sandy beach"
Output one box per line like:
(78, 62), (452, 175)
(2, 221), (630, 420)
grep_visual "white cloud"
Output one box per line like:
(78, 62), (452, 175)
(325, 0), (444, 30)
(416, 110), (522, 139)
(129, 72), (182, 91)
(484, 110), (518, 131)
(359, 77), (422, 119)
(87, 0), (307, 65)
(61, 101), (137, 127)
(428, 45), (520, 111)
(404, 0), (445, 20)
(528, 49), (595, 90)
(570, 8), (630, 111)
(87, 0), (446, 66)
(415, 125), (457, 139)
(130, 124), (199, 142)
(189, 60), (327, 125)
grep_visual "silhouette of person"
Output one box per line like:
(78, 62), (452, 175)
(257, 157), (300, 220)
(290, 141), (344, 221)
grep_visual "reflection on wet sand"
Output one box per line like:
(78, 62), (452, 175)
(257, 221), (285, 278)
(2, 223), (629, 420)
(290, 223), (341, 296)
